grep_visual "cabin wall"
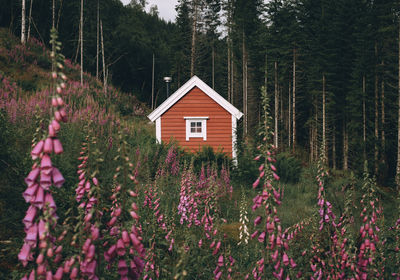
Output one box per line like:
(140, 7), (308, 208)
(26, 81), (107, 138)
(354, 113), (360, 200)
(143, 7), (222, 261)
(161, 86), (232, 156)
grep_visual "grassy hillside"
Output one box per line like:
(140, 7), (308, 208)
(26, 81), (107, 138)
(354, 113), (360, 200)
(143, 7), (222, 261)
(0, 28), (147, 124)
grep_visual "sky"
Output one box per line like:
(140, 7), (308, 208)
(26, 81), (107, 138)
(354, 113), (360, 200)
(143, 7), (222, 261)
(120, 0), (179, 22)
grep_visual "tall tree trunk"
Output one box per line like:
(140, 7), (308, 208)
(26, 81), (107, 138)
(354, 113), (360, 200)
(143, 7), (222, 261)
(280, 85), (284, 148)
(152, 53), (155, 110)
(363, 75), (367, 162)
(322, 74), (327, 163)
(332, 126), (336, 169)
(27, 0), (33, 40)
(226, 1), (232, 103)
(231, 56), (234, 106)
(242, 32), (248, 136)
(292, 47), (296, 152)
(264, 52), (268, 90)
(343, 123), (348, 170)
(381, 70), (385, 155)
(313, 99), (318, 162)
(21, 0), (26, 44)
(96, 0), (99, 80)
(227, 39), (231, 102)
(56, 0), (63, 30)
(190, 0), (198, 77)
(263, 52), (268, 124)
(80, 0), (84, 86)
(212, 44), (215, 89)
(374, 42), (379, 175)
(397, 18), (400, 189)
(310, 125), (313, 162)
(274, 61), (278, 149)
(52, 0), (55, 28)
(288, 80), (292, 148)
(100, 20), (107, 94)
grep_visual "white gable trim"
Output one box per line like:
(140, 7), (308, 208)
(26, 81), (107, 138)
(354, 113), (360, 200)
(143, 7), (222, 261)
(148, 76), (243, 122)
(155, 117), (161, 143)
(232, 115), (238, 163)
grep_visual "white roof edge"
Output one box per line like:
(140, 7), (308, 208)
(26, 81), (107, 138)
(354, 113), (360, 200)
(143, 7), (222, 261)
(148, 75), (243, 122)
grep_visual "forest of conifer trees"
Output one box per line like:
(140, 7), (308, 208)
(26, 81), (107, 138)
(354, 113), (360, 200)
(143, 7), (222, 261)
(2, 0), (400, 184)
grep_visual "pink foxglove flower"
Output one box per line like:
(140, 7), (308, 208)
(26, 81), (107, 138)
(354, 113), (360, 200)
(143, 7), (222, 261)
(43, 138), (53, 154)
(70, 267), (78, 279)
(51, 119), (60, 131)
(56, 97), (64, 106)
(38, 219), (46, 240)
(53, 267), (63, 280)
(52, 168), (64, 188)
(92, 177), (98, 186)
(25, 223), (38, 245)
(53, 139), (63, 154)
(282, 252), (289, 266)
(23, 183), (38, 203)
(217, 255), (224, 267)
(18, 243), (31, 265)
(252, 178), (260, 188)
(118, 260), (129, 276)
(40, 171), (52, 190)
(91, 226), (99, 240)
(33, 186), (45, 209)
(117, 238), (126, 256)
(25, 168), (40, 187)
(59, 108), (67, 122)
(44, 192), (56, 209)
(54, 111), (62, 122)
(130, 211), (139, 220)
(122, 230), (130, 244)
(48, 124), (56, 137)
(31, 140), (44, 159)
(258, 231), (265, 243)
(40, 154), (52, 175)
(23, 206), (37, 228)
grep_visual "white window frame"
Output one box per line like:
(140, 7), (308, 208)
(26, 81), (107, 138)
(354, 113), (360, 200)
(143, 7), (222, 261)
(184, 117), (209, 141)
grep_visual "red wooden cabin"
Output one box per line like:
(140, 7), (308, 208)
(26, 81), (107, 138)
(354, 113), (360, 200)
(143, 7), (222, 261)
(148, 76), (243, 159)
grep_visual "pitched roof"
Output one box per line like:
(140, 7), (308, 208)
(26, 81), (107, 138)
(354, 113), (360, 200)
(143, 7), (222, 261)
(148, 75), (243, 122)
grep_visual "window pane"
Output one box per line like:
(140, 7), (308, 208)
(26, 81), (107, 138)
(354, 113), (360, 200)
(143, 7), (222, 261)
(196, 122), (201, 127)
(196, 127), (202, 133)
(191, 128), (196, 133)
(191, 122), (195, 127)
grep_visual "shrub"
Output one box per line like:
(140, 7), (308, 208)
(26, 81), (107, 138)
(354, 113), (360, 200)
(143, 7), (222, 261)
(275, 152), (302, 184)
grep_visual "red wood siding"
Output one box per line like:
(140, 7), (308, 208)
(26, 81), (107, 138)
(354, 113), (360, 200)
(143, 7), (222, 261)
(161, 86), (232, 156)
